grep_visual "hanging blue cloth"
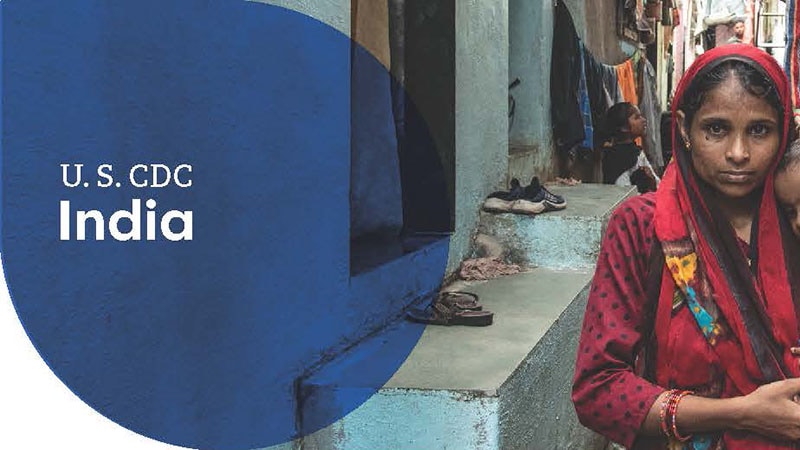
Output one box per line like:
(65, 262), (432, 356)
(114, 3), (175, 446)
(785, 0), (800, 110)
(578, 42), (594, 150)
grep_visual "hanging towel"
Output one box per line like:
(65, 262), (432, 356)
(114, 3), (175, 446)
(616, 59), (641, 146)
(615, 59), (638, 105)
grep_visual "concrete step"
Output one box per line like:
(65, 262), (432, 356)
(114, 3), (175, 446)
(289, 269), (606, 450)
(262, 183), (635, 450)
(477, 183), (634, 269)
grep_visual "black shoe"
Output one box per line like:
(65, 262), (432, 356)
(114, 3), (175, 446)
(487, 178), (525, 201)
(523, 177), (567, 211)
(508, 178), (525, 200)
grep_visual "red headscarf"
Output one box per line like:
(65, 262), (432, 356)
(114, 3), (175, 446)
(654, 44), (800, 447)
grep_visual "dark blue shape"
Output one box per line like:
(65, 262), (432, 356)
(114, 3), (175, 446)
(2, 1), (448, 449)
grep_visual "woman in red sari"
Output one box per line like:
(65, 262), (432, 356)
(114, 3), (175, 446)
(572, 45), (800, 449)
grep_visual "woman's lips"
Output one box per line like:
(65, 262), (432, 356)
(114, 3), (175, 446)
(719, 171), (754, 183)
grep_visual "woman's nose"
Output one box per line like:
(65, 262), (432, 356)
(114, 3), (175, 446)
(725, 135), (750, 164)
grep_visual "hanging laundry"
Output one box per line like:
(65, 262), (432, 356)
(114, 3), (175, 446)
(602, 64), (624, 106)
(617, 0), (653, 43)
(550, 1), (585, 153)
(582, 48), (608, 137)
(617, 0), (637, 40)
(637, 58), (665, 172)
(578, 42), (594, 151)
(583, 47), (624, 149)
(786, 0), (800, 115)
(615, 59), (639, 105)
(615, 59), (641, 147)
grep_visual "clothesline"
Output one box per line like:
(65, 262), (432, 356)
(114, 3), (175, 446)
(551, 0), (664, 172)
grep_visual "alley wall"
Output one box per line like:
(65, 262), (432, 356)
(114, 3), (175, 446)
(509, 0), (636, 184)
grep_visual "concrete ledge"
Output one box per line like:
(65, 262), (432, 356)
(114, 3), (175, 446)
(264, 184), (635, 449)
(303, 389), (500, 449)
(477, 183), (634, 269)
(497, 276), (605, 449)
(293, 269), (605, 449)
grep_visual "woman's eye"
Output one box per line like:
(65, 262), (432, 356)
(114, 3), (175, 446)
(749, 123), (771, 137)
(705, 123), (727, 136)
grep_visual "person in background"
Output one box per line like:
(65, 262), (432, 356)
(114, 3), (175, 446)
(727, 18), (745, 44)
(776, 138), (800, 237)
(572, 44), (800, 449)
(601, 102), (658, 193)
(775, 138), (800, 325)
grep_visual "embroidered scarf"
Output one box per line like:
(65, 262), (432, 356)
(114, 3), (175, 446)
(653, 45), (800, 449)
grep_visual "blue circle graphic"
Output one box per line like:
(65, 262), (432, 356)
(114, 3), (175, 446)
(2, 1), (450, 449)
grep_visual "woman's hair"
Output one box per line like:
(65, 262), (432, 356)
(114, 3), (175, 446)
(601, 102), (636, 143)
(677, 59), (782, 133)
(778, 138), (800, 173)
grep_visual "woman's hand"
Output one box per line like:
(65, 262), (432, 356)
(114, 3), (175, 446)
(737, 378), (800, 441)
(646, 380), (800, 440)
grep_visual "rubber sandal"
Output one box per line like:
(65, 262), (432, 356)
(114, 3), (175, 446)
(438, 291), (482, 311)
(406, 300), (493, 327)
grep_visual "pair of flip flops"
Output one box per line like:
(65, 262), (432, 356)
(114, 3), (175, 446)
(406, 291), (494, 327)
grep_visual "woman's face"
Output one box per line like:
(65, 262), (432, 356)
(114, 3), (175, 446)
(626, 106), (647, 139)
(775, 165), (800, 237)
(678, 74), (781, 201)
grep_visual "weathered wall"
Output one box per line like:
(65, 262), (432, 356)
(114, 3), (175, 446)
(585, 0), (633, 65)
(508, 1), (556, 182)
(301, 390), (500, 449)
(564, 0), (587, 40)
(508, 0), (634, 184)
(448, 0), (509, 275)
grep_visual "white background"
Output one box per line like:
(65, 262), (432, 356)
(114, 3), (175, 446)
(0, 256), (184, 450)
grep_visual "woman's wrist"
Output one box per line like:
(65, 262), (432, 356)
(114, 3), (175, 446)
(673, 394), (749, 435)
(719, 395), (748, 431)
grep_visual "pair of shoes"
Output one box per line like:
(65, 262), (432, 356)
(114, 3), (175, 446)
(523, 177), (567, 211)
(482, 177), (566, 215)
(483, 178), (546, 215)
(406, 291), (493, 326)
